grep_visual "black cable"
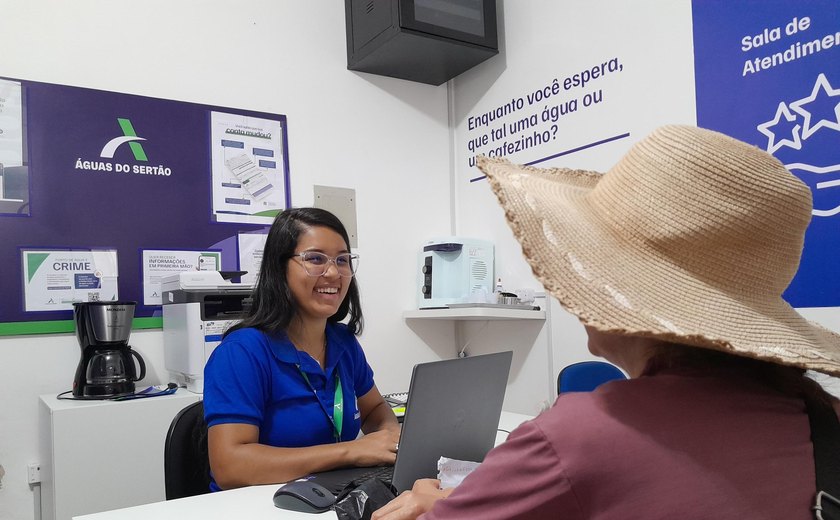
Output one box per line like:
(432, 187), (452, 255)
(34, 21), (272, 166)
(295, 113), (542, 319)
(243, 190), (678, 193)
(56, 383), (178, 401)
(56, 390), (112, 401)
(112, 385), (178, 401)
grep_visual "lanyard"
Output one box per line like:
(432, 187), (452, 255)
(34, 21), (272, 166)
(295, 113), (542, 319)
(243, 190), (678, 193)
(297, 366), (343, 442)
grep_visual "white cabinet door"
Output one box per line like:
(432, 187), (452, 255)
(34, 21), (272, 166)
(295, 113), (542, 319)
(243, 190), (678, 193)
(40, 390), (201, 520)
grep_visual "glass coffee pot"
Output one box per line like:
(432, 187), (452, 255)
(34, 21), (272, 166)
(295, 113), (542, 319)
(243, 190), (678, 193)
(85, 348), (146, 387)
(72, 301), (146, 397)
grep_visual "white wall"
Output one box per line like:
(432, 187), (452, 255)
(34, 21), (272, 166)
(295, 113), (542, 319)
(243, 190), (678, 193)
(449, 0), (840, 410)
(3, 2), (839, 519)
(449, 0), (699, 414)
(0, 2), (453, 519)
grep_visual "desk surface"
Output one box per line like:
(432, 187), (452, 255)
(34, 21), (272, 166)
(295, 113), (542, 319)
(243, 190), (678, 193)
(73, 411), (535, 520)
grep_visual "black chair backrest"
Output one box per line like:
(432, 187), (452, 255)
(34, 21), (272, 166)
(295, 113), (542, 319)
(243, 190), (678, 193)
(164, 401), (211, 500)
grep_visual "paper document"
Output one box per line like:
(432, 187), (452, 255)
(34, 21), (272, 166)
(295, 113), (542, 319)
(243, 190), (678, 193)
(437, 457), (481, 489)
(225, 154), (274, 200)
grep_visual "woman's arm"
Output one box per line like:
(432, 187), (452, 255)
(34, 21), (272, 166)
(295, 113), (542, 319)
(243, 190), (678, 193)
(374, 418), (577, 520)
(208, 385), (401, 490)
(208, 420), (399, 489)
(371, 479), (452, 520)
(208, 422), (349, 489)
(358, 384), (401, 434)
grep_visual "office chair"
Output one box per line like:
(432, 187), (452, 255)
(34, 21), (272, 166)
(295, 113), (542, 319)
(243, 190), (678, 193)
(164, 401), (211, 500)
(557, 361), (627, 394)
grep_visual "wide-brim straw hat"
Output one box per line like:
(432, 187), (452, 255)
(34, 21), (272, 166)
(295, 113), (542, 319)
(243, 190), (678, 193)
(476, 125), (840, 376)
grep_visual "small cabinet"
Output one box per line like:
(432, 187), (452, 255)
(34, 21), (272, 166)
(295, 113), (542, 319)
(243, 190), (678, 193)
(345, 0), (499, 86)
(39, 391), (201, 520)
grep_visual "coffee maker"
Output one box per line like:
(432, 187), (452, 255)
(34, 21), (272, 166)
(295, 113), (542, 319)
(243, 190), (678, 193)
(72, 301), (146, 398)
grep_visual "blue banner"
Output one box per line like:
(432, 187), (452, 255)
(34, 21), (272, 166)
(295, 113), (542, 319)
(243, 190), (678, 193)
(693, 0), (840, 307)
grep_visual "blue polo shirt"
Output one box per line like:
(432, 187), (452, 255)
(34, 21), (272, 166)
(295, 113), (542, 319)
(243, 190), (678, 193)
(203, 323), (375, 487)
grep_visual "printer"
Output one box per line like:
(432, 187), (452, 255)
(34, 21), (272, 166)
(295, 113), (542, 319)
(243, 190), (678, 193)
(161, 271), (253, 393)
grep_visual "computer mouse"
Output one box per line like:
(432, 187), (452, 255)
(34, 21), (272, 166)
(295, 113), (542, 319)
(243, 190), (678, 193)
(273, 480), (336, 513)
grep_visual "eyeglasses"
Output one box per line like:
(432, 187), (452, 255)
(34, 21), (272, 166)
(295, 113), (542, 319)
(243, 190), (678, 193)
(292, 252), (359, 277)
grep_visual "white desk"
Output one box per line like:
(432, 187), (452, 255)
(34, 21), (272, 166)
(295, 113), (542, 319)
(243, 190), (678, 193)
(73, 411), (535, 520)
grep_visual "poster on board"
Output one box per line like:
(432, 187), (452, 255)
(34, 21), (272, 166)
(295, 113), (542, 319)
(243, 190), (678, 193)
(141, 249), (222, 306)
(22, 250), (119, 311)
(210, 111), (287, 225)
(0, 78), (28, 215)
(237, 232), (268, 286)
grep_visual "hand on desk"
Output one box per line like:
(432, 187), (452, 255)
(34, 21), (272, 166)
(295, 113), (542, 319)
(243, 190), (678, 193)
(349, 427), (401, 467)
(371, 479), (452, 520)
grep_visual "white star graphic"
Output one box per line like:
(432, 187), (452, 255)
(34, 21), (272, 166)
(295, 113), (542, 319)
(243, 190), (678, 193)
(789, 73), (840, 139)
(757, 102), (802, 153)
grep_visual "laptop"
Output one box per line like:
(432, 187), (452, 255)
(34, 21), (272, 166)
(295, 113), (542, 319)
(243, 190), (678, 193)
(305, 350), (513, 495)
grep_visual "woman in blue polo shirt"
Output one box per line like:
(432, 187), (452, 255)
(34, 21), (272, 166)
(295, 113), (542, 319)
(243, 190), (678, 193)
(204, 207), (401, 491)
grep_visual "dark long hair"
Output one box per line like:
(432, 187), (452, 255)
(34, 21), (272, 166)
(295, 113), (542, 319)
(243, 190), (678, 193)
(225, 207), (363, 337)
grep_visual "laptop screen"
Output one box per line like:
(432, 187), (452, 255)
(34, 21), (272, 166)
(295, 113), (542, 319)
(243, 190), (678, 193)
(390, 350), (513, 492)
(305, 351), (513, 494)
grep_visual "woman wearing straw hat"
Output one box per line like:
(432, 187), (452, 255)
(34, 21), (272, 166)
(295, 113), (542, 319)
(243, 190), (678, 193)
(372, 125), (840, 520)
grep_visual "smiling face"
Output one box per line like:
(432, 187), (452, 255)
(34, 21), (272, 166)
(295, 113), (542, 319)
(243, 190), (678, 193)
(287, 225), (352, 324)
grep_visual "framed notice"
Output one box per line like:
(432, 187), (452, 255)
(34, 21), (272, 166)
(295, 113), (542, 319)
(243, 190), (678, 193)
(141, 249), (222, 306)
(22, 249), (119, 312)
(211, 112), (287, 225)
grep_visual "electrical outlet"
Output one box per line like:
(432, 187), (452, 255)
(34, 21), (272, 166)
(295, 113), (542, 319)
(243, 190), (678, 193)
(27, 463), (40, 485)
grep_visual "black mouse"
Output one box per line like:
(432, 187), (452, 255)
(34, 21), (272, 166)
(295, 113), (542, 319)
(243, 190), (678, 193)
(273, 480), (336, 513)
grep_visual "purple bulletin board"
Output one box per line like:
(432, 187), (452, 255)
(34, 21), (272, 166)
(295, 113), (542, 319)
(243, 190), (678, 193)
(0, 76), (291, 335)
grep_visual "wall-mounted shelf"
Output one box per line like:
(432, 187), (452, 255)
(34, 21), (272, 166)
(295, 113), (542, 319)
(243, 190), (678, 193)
(403, 307), (545, 321)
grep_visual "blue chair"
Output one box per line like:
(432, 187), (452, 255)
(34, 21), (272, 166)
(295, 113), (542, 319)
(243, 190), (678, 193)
(557, 361), (627, 394)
